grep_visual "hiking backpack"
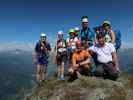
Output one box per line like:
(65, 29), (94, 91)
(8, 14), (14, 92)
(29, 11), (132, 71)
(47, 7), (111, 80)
(114, 30), (122, 49)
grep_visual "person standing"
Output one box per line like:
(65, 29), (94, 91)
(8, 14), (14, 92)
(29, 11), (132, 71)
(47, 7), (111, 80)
(55, 31), (67, 80)
(34, 33), (51, 85)
(102, 20), (116, 44)
(79, 16), (94, 48)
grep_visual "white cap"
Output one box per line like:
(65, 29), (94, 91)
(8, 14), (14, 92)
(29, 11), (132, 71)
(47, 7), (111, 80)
(82, 18), (88, 23)
(57, 30), (64, 35)
(40, 33), (46, 37)
(103, 20), (111, 25)
(74, 27), (80, 31)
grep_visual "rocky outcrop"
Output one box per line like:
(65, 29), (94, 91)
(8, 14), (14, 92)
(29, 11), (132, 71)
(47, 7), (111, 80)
(25, 75), (133, 100)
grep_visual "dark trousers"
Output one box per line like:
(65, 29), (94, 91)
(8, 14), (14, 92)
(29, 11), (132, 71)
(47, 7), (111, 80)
(94, 62), (119, 81)
(69, 66), (90, 81)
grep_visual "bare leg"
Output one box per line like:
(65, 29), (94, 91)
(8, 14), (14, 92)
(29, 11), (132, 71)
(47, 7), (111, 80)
(76, 71), (82, 79)
(57, 65), (61, 78)
(59, 62), (65, 80)
(60, 63), (64, 76)
(36, 64), (41, 82)
(41, 64), (45, 81)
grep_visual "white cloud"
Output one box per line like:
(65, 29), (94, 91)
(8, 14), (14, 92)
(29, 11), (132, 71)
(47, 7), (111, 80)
(0, 40), (131, 53)
(0, 40), (55, 52)
(0, 42), (35, 52)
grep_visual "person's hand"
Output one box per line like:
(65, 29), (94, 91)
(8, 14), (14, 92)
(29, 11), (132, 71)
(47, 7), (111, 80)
(113, 62), (120, 72)
(115, 65), (120, 72)
(41, 46), (44, 50)
(74, 66), (79, 71)
(68, 68), (74, 73)
(74, 64), (79, 68)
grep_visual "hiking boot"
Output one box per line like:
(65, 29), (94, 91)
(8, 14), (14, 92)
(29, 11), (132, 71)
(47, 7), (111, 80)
(37, 80), (43, 87)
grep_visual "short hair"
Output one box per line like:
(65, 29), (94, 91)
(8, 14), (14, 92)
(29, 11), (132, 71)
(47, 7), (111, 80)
(96, 33), (105, 39)
(93, 26), (104, 33)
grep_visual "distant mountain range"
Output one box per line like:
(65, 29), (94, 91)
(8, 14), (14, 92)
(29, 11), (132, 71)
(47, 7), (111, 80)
(0, 50), (34, 100)
(0, 49), (56, 100)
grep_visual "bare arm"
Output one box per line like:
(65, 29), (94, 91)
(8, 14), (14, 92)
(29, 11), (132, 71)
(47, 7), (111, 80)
(94, 34), (97, 45)
(87, 48), (94, 56)
(72, 55), (80, 69)
(112, 52), (119, 71)
(79, 58), (91, 66)
(111, 31), (116, 44)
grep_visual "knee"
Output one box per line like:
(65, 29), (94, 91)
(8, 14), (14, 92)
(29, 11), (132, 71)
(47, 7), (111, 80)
(84, 64), (89, 68)
(109, 72), (119, 81)
(37, 69), (41, 74)
(37, 65), (41, 74)
(95, 69), (104, 77)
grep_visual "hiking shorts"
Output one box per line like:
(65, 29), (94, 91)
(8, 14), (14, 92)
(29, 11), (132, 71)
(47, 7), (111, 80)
(37, 55), (48, 65)
(56, 51), (67, 65)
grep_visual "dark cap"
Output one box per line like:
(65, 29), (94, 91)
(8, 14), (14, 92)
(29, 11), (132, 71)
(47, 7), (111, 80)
(102, 23), (111, 28)
(81, 16), (88, 19)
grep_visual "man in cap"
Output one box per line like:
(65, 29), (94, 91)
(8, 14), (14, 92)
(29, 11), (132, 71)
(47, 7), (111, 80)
(79, 16), (94, 48)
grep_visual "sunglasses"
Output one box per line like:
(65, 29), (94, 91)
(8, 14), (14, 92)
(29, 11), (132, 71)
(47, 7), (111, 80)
(40, 36), (46, 38)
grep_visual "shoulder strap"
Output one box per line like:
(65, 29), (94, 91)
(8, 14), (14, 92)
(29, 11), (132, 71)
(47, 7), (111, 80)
(80, 28), (89, 40)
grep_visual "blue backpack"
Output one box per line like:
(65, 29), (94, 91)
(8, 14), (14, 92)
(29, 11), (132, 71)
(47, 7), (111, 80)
(114, 30), (122, 49)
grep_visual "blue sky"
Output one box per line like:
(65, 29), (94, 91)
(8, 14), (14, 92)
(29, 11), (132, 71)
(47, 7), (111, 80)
(0, 0), (132, 47)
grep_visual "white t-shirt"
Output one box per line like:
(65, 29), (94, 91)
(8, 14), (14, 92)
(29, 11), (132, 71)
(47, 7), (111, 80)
(89, 43), (116, 63)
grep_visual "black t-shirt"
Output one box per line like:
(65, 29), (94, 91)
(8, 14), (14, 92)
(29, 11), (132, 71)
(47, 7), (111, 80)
(35, 41), (51, 56)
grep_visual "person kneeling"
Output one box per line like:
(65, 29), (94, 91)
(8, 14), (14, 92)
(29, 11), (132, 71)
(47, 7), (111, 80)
(68, 41), (91, 81)
(89, 33), (120, 81)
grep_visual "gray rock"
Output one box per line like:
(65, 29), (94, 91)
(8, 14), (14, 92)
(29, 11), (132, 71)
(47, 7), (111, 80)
(25, 75), (133, 100)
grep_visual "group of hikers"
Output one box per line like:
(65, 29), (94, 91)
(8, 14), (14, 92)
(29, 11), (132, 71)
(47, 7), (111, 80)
(33, 16), (122, 85)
